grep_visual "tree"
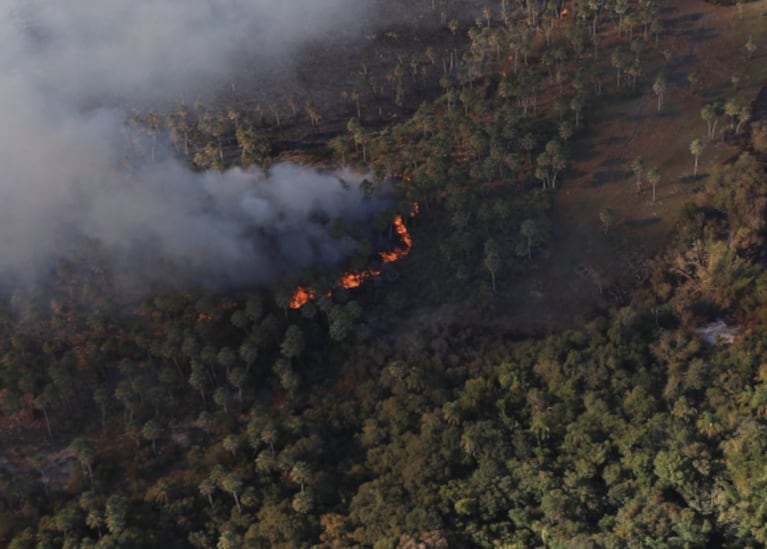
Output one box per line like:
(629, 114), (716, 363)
(570, 95), (584, 128)
(599, 207), (616, 234)
(647, 167), (661, 203)
(280, 325), (305, 361)
(536, 139), (567, 190)
(199, 478), (216, 507)
(70, 438), (95, 486)
(292, 491), (314, 514)
(520, 219), (539, 260)
(483, 239), (501, 292)
(217, 347), (237, 377)
(725, 99), (739, 131)
(219, 473), (243, 513)
(652, 74), (666, 113)
(558, 120), (574, 144)
(521, 133), (536, 166)
(690, 138), (703, 177)
(213, 387), (232, 414)
(631, 156), (644, 194)
(239, 338), (259, 372)
(745, 35), (757, 60)
(611, 48), (627, 88)
(228, 367), (248, 403)
(687, 70), (700, 93)
(33, 384), (57, 440)
(105, 494), (128, 537)
(217, 531), (241, 549)
(735, 106), (751, 135)
(626, 59), (642, 93)
(141, 420), (161, 455)
(701, 103), (719, 141)
(289, 462), (312, 492)
(222, 434), (240, 456)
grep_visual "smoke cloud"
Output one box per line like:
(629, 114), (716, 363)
(0, 0), (384, 292)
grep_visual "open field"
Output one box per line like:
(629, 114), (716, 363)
(496, 0), (767, 332)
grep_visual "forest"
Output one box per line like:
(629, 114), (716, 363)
(1, 0), (767, 547)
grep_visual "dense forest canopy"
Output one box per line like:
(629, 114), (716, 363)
(1, 0), (767, 547)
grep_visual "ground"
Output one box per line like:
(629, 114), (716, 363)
(498, 0), (767, 332)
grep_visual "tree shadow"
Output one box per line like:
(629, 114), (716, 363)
(624, 217), (661, 229)
(602, 135), (628, 146)
(590, 169), (628, 188)
(655, 104), (684, 118)
(666, 12), (704, 28)
(680, 173), (708, 184)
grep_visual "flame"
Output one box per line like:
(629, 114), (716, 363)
(289, 286), (315, 309)
(339, 268), (381, 289)
(561, 7), (569, 16)
(379, 214), (413, 263)
(288, 204), (416, 308)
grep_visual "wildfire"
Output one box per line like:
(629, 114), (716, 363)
(289, 286), (315, 309)
(378, 215), (413, 263)
(561, 8), (569, 16)
(288, 204), (417, 308)
(339, 268), (381, 289)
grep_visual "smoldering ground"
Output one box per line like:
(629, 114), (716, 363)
(0, 0), (389, 292)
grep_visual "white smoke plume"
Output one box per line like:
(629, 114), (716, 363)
(0, 0), (384, 291)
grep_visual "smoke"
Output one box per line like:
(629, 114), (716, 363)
(0, 0), (386, 292)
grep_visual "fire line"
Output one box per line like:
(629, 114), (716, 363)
(288, 203), (417, 308)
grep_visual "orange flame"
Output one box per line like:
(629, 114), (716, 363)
(289, 286), (315, 309)
(561, 7), (569, 16)
(288, 204), (417, 308)
(379, 215), (413, 263)
(339, 268), (382, 289)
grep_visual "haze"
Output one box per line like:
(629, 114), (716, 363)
(0, 0), (380, 291)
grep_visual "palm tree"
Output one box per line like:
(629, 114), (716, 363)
(198, 478), (215, 507)
(647, 167), (661, 203)
(745, 35), (757, 60)
(725, 99), (739, 131)
(141, 419), (161, 455)
(227, 367), (248, 403)
(521, 133), (536, 166)
(631, 156), (644, 193)
(70, 438), (95, 486)
(520, 219), (539, 260)
(559, 120), (574, 143)
(292, 491), (314, 514)
(289, 461), (312, 492)
(735, 107), (751, 135)
(483, 239), (501, 292)
(701, 104), (718, 141)
(611, 48), (627, 88)
(652, 74), (666, 113)
(599, 207), (616, 234)
(219, 473), (243, 513)
(690, 138), (704, 176)
(570, 95), (584, 128)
